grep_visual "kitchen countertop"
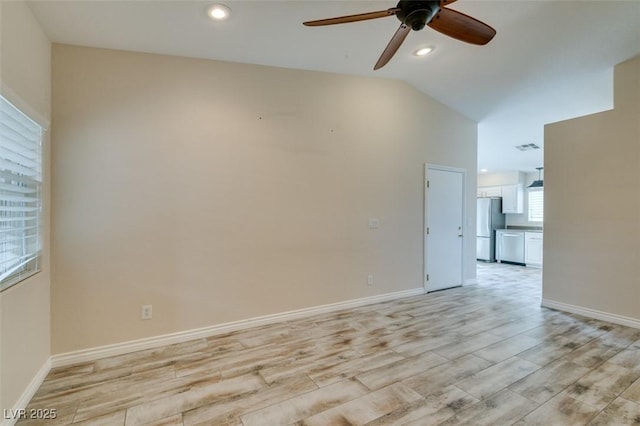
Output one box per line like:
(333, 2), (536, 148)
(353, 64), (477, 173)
(496, 228), (543, 233)
(505, 226), (543, 231)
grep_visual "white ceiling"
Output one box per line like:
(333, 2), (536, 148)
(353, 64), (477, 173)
(27, 0), (640, 173)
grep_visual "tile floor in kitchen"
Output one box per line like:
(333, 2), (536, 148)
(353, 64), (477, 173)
(18, 262), (640, 425)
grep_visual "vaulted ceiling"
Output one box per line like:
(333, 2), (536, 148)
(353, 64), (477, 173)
(28, 0), (640, 172)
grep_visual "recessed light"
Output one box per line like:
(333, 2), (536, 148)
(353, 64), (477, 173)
(208, 4), (231, 20)
(480, 168), (489, 173)
(414, 46), (434, 57)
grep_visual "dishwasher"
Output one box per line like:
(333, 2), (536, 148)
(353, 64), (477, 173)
(496, 230), (525, 264)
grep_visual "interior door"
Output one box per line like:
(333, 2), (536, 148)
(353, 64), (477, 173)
(425, 165), (465, 292)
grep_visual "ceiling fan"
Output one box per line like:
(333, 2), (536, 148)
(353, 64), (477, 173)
(303, 0), (496, 70)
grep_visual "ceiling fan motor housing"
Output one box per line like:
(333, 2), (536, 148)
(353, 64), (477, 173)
(395, 0), (441, 30)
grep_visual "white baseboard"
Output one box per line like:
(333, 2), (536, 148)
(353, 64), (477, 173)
(51, 288), (425, 368)
(542, 299), (640, 330)
(2, 358), (51, 426)
(464, 278), (478, 286)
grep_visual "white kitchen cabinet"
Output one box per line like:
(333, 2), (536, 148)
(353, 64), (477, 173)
(477, 186), (503, 198)
(525, 232), (543, 267)
(477, 184), (523, 214)
(501, 184), (524, 214)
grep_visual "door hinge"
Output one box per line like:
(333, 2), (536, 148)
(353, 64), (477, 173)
(426, 274), (430, 281)
(426, 227), (430, 235)
(426, 180), (430, 188)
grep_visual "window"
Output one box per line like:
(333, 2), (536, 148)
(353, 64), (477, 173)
(528, 189), (544, 222)
(0, 95), (43, 291)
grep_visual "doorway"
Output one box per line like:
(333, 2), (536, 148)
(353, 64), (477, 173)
(425, 164), (465, 292)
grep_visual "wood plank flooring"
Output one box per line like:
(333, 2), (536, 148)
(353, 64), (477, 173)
(17, 263), (640, 425)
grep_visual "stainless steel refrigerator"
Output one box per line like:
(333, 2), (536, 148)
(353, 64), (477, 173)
(477, 197), (505, 262)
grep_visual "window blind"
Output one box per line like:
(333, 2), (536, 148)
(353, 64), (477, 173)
(528, 189), (544, 222)
(0, 95), (43, 290)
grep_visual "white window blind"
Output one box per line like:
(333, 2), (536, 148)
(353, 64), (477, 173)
(528, 189), (544, 222)
(0, 95), (43, 291)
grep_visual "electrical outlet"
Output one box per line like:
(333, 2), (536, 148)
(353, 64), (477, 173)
(367, 275), (374, 287)
(141, 305), (152, 320)
(368, 218), (379, 229)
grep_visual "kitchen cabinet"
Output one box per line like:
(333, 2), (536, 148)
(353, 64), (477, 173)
(477, 184), (523, 214)
(477, 186), (503, 198)
(525, 232), (543, 267)
(496, 230), (525, 264)
(501, 184), (524, 214)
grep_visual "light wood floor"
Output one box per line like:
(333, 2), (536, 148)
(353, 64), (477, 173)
(19, 263), (640, 425)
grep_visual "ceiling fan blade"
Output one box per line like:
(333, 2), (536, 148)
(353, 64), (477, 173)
(303, 8), (400, 26)
(428, 7), (496, 45)
(374, 24), (411, 70)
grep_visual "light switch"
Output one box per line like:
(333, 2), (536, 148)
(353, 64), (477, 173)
(368, 218), (380, 229)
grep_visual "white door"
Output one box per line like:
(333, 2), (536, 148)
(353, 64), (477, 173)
(425, 165), (464, 292)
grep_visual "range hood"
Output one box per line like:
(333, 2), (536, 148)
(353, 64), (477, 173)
(528, 167), (544, 188)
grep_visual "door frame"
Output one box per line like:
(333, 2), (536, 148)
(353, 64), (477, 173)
(424, 163), (467, 291)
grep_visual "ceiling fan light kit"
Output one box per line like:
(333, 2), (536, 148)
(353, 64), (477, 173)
(395, 0), (440, 31)
(303, 0), (495, 70)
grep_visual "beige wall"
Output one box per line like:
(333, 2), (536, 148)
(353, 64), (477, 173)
(0, 0), (51, 412)
(544, 56), (640, 322)
(51, 44), (477, 354)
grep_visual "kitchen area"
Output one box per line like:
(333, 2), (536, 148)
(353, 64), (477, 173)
(476, 169), (544, 271)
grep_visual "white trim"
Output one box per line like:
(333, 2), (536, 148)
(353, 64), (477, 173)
(51, 288), (425, 368)
(542, 299), (640, 330)
(2, 358), (51, 426)
(425, 163), (466, 174)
